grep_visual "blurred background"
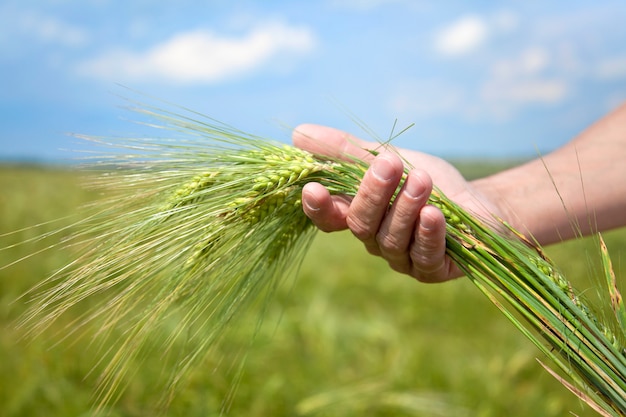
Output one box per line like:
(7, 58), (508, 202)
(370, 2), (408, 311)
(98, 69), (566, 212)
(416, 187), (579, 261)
(1, 0), (625, 162)
(1, 1), (626, 416)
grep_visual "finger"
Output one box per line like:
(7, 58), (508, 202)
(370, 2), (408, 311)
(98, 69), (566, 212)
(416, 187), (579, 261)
(376, 170), (433, 273)
(292, 124), (377, 162)
(301, 182), (352, 232)
(409, 205), (449, 282)
(346, 153), (404, 255)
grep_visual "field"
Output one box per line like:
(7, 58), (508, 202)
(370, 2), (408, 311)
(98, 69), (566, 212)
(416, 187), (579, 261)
(1, 164), (625, 417)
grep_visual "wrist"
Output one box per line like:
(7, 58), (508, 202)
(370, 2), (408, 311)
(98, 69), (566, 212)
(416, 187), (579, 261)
(469, 175), (529, 239)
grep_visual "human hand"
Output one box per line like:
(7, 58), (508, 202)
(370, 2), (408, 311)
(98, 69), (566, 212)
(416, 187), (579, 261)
(292, 124), (500, 283)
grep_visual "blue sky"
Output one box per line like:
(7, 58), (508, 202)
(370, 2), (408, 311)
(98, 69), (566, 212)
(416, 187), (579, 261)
(1, 0), (625, 162)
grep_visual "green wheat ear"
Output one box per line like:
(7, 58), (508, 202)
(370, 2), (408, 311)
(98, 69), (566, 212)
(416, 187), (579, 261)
(17, 102), (370, 411)
(18, 99), (625, 416)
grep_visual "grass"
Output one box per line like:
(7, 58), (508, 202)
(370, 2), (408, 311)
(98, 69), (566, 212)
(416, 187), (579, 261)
(1, 164), (624, 416)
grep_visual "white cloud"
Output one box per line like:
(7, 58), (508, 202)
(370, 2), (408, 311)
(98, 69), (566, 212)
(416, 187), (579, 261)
(390, 45), (569, 123)
(480, 46), (569, 118)
(434, 15), (488, 56)
(78, 22), (316, 84)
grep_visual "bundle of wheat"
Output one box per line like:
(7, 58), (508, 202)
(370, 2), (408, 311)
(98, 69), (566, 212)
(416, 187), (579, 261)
(13, 100), (625, 415)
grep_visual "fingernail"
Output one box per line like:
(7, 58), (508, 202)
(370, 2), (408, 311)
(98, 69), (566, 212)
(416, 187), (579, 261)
(419, 213), (436, 231)
(302, 191), (321, 212)
(371, 157), (395, 181)
(403, 172), (427, 199)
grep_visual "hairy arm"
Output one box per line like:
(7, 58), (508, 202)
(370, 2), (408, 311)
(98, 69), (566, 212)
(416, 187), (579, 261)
(474, 102), (626, 245)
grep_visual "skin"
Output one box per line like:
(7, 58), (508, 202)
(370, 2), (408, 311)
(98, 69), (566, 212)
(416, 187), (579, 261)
(292, 102), (626, 283)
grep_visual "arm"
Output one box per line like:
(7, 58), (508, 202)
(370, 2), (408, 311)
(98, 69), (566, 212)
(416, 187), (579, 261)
(473, 102), (626, 245)
(293, 103), (626, 283)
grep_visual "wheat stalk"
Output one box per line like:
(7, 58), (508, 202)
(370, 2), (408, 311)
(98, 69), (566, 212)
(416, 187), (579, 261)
(16, 99), (626, 415)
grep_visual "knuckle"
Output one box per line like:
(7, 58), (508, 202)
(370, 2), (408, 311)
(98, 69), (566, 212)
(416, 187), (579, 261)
(359, 168), (399, 204)
(391, 203), (418, 226)
(360, 183), (395, 209)
(376, 232), (404, 255)
(409, 248), (445, 277)
(346, 214), (376, 241)
(361, 188), (389, 207)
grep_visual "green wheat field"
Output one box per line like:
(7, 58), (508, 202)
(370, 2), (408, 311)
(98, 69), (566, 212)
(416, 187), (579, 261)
(1, 163), (624, 417)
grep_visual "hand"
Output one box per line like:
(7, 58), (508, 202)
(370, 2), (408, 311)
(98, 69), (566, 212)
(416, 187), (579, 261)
(292, 124), (500, 283)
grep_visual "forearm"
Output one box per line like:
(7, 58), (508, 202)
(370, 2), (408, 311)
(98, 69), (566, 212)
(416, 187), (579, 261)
(471, 103), (626, 246)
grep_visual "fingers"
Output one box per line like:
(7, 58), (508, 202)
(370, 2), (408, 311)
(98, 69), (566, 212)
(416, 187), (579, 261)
(301, 182), (352, 232)
(409, 205), (450, 283)
(376, 169), (433, 272)
(293, 123), (459, 283)
(292, 123), (377, 162)
(346, 156), (453, 282)
(346, 153), (405, 254)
